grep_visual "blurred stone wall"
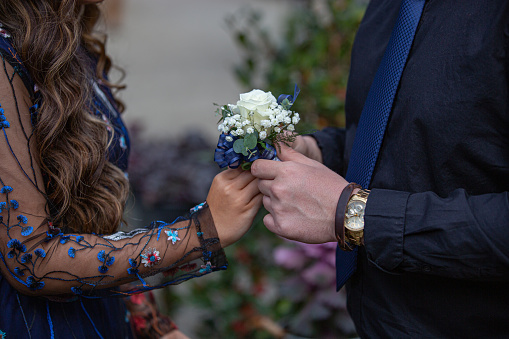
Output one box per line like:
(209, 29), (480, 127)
(103, 0), (292, 141)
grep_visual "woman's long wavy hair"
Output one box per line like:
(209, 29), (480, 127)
(0, 0), (129, 234)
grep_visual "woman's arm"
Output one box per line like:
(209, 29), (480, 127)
(0, 56), (261, 298)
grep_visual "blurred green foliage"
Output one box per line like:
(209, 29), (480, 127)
(227, 0), (366, 129)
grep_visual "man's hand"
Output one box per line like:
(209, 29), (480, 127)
(251, 143), (349, 244)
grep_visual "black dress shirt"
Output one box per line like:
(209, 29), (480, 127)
(313, 0), (509, 337)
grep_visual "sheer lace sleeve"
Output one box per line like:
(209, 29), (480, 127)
(0, 52), (227, 299)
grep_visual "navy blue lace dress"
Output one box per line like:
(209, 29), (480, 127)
(0, 30), (226, 338)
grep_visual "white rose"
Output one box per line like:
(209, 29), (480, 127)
(259, 131), (267, 140)
(236, 89), (277, 127)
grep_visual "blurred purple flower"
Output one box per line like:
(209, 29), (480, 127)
(301, 261), (336, 287)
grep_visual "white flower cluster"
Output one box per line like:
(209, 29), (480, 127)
(217, 89), (300, 141)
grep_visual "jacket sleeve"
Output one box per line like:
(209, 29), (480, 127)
(364, 188), (509, 281)
(0, 50), (226, 299)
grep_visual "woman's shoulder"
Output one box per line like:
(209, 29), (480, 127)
(0, 24), (36, 99)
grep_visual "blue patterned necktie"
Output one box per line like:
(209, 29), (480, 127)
(336, 0), (426, 291)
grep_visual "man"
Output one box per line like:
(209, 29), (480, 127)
(251, 0), (509, 337)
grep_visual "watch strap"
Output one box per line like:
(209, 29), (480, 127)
(344, 189), (370, 246)
(335, 183), (361, 251)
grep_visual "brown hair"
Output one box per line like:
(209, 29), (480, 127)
(0, 0), (129, 234)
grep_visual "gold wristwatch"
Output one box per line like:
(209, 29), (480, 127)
(344, 189), (370, 246)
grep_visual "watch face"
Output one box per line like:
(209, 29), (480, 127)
(345, 201), (365, 231)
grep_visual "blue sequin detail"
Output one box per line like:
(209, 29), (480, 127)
(59, 236), (70, 244)
(127, 267), (138, 275)
(105, 256), (115, 266)
(98, 265), (108, 274)
(16, 215), (28, 224)
(35, 248), (46, 258)
(20, 253), (32, 264)
(10, 200), (18, 209)
(21, 226), (33, 236)
(0, 106), (9, 129)
(7, 239), (25, 253)
(7, 239), (20, 248)
(129, 258), (137, 267)
(1, 186), (13, 193)
(76, 236), (84, 242)
(14, 267), (24, 276)
(0, 202), (6, 212)
(71, 286), (83, 295)
(26, 276), (45, 290)
(97, 250), (106, 262)
(68, 247), (76, 258)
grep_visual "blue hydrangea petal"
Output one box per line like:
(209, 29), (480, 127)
(68, 247), (76, 258)
(98, 265), (108, 274)
(129, 258), (137, 267)
(14, 267), (24, 276)
(10, 199), (19, 209)
(76, 236), (84, 242)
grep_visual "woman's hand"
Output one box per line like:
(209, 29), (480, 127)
(207, 168), (262, 247)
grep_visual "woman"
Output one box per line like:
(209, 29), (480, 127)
(0, 0), (261, 337)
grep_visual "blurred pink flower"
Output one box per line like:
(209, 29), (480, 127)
(274, 246), (307, 270)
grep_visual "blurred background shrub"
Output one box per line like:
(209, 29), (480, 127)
(125, 0), (366, 337)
